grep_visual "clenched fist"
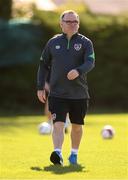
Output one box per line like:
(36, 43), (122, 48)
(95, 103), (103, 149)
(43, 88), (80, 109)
(67, 69), (79, 80)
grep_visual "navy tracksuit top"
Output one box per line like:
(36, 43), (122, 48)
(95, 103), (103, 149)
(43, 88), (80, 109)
(37, 33), (95, 99)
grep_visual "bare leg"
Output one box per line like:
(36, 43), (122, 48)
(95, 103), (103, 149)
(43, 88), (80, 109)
(52, 122), (65, 149)
(71, 124), (83, 149)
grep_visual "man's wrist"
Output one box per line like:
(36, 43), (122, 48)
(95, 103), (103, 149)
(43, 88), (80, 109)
(37, 86), (44, 91)
(75, 68), (81, 76)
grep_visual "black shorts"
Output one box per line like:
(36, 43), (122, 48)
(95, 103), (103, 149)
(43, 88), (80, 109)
(48, 96), (89, 125)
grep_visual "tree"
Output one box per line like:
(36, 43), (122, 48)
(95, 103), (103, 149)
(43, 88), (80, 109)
(0, 0), (12, 20)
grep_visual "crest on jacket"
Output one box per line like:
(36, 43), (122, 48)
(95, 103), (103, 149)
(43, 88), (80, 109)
(74, 43), (82, 51)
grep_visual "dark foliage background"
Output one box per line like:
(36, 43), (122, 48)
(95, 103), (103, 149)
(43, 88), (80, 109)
(0, 10), (128, 114)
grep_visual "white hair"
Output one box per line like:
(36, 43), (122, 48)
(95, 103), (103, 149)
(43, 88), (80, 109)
(60, 10), (79, 21)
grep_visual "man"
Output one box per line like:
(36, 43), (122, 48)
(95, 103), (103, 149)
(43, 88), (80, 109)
(37, 10), (95, 165)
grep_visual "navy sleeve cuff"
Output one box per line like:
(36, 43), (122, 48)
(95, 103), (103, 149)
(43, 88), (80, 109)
(76, 68), (83, 75)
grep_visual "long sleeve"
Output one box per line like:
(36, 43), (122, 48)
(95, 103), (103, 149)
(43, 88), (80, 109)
(76, 39), (95, 75)
(37, 42), (51, 90)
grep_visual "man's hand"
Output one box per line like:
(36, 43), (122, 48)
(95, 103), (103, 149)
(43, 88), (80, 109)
(67, 69), (79, 80)
(37, 90), (46, 103)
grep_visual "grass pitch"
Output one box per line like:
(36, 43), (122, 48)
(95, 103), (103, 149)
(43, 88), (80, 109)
(0, 114), (128, 180)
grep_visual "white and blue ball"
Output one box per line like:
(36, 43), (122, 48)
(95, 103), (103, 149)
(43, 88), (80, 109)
(38, 122), (52, 134)
(101, 125), (115, 139)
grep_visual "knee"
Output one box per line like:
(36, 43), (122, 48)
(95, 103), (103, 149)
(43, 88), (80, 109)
(72, 124), (82, 133)
(53, 122), (65, 133)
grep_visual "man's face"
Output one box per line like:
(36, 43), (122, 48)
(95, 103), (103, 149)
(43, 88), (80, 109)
(60, 13), (79, 35)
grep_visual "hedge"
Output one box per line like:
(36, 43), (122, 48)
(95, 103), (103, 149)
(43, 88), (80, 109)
(0, 12), (128, 114)
(0, 0), (12, 20)
(32, 11), (128, 111)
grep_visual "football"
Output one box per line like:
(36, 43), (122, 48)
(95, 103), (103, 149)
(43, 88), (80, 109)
(38, 122), (52, 134)
(101, 125), (115, 139)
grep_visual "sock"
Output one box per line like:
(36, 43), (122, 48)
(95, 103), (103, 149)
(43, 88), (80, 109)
(71, 148), (78, 155)
(54, 148), (61, 155)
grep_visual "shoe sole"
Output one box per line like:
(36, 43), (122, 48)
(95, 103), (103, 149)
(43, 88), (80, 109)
(50, 151), (63, 165)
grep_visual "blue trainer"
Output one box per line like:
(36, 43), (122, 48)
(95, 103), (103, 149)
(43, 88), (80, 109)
(68, 153), (77, 164)
(50, 151), (63, 165)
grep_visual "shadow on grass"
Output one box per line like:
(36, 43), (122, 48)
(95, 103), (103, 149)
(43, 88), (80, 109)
(31, 164), (86, 174)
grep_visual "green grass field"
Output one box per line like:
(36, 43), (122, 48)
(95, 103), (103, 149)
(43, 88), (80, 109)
(0, 114), (128, 180)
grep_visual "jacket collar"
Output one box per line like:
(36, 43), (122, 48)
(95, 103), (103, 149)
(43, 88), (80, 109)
(62, 32), (78, 39)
